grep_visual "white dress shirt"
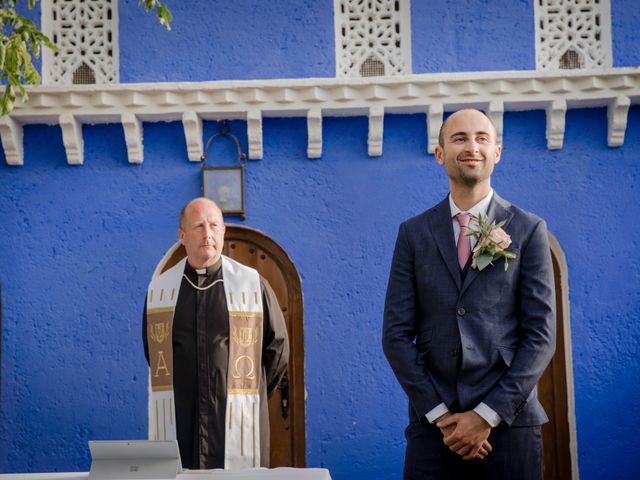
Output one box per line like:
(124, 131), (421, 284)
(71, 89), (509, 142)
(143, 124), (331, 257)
(424, 189), (502, 428)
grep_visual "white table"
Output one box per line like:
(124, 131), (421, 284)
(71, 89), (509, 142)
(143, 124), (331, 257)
(0, 468), (332, 480)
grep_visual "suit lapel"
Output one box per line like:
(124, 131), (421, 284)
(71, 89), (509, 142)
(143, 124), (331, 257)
(428, 196), (462, 290)
(460, 192), (514, 297)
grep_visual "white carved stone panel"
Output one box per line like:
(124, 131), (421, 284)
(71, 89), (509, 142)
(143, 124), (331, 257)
(535, 0), (612, 71)
(42, 0), (119, 85)
(334, 0), (412, 78)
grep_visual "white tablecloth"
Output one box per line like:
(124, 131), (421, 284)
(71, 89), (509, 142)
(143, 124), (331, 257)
(0, 468), (332, 480)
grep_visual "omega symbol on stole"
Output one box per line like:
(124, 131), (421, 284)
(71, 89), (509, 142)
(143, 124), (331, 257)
(231, 327), (259, 380)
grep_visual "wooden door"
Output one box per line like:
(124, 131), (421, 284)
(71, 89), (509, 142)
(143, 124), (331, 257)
(538, 234), (578, 480)
(156, 225), (305, 467)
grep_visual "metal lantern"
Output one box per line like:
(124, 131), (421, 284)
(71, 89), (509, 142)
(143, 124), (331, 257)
(201, 121), (247, 219)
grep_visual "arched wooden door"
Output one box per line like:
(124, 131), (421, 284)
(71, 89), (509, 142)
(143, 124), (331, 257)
(155, 225), (305, 467)
(538, 233), (579, 480)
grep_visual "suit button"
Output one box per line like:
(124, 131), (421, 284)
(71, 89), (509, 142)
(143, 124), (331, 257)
(457, 307), (466, 316)
(449, 348), (458, 357)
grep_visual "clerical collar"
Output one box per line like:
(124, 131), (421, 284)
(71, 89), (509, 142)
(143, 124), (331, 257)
(185, 258), (222, 276)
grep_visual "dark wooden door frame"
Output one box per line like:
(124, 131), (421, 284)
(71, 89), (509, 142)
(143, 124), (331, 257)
(544, 232), (579, 480)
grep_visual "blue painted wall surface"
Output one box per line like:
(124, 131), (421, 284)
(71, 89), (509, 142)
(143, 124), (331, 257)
(411, 0), (536, 73)
(18, 0), (638, 81)
(1, 2), (640, 480)
(2, 111), (640, 479)
(611, 0), (640, 67)
(119, 0), (336, 82)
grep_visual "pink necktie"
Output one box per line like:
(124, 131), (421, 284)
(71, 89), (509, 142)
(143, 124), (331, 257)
(455, 213), (472, 269)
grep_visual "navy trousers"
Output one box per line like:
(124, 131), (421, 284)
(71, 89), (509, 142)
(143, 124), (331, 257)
(403, 420), (543, 480)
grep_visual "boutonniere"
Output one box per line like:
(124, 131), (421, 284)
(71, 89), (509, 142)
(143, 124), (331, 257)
(466, 213), (517, 271)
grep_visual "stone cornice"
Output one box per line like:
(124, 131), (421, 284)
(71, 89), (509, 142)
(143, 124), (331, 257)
(3, 67), (639, 165)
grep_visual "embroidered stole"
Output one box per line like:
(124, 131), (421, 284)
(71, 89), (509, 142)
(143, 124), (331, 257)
(146, 255), (263, 469)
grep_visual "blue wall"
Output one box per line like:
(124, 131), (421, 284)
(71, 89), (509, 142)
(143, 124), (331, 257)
(612, 0), (640, 67)
(2, 111), (640, 479)
(119, 0), (336, 82)
(412, 0), (536, 73)
(1, 1), (640, 479)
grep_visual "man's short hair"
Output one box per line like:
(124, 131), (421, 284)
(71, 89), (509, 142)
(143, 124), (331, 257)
(437, 109), (499, 147)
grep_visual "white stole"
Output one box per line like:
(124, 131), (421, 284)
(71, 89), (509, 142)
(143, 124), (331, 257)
(146, 255), (263, 469)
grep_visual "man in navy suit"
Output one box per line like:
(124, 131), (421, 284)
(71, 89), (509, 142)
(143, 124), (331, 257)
(382, 109), (555, 479)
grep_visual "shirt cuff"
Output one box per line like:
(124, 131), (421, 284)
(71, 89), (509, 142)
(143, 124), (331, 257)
(474, 402), (502, 427)
(425, 403), (449, 424)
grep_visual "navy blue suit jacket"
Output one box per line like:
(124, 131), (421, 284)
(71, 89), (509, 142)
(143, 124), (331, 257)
(382, 193), (556, 427)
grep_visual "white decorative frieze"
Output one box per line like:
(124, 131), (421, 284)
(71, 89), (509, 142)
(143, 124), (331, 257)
(607, 96), (630, 147)
(0, 116), (24, 166)
(307, 108), (323, 159)
(426, 103), (443, 154)
(535, 0), (612, 71)
(121, 113), (143, 164)
(546, 100), (567, 150)
(3, 68), (640, 165)
(59, 114), (83, 165)
(42, 0), (119, 86)
(182, 111), (203, 162)
(368, 105), (384, 156)
(334, 0), (412, 78)
(246, 110), (263, 160)
(486, 100), (504, 146)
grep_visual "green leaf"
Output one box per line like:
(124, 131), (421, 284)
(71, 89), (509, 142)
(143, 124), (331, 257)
(0, 85), (14, 115)
(157, 3), (172, 30)
(475, 254), (493, 271)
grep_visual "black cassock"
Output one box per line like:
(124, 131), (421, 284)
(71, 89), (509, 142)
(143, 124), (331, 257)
(143, 258), (289, 469)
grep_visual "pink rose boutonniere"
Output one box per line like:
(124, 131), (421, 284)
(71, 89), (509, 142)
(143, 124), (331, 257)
(466, 213), (517, 271)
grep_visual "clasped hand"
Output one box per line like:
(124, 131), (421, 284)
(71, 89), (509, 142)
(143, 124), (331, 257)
(436, 411), (492, 461)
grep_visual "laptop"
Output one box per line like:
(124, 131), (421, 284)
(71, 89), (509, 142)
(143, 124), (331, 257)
(88, 440), (182, 480)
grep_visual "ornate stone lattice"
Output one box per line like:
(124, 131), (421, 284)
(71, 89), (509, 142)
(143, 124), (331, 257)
(42, 0), (119, 85)
(535, 0), (612, 70)
(334, 0), (412, 78)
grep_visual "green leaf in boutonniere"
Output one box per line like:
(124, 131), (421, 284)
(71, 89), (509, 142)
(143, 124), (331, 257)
(465, 213), (517, 271)
(474, 253), (494, 271)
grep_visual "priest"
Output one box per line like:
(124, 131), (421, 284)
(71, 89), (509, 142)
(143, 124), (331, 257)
(143, 197), (289, 470)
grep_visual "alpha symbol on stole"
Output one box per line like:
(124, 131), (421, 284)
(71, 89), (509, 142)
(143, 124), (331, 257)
(154, 350), (171, 377)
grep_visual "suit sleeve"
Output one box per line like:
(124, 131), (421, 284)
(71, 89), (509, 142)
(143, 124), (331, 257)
(482, 220), (556, 425)
(382, 222), (443, 418)
(261, 277), (290, 397)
